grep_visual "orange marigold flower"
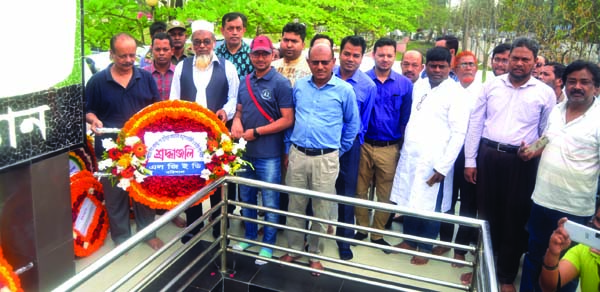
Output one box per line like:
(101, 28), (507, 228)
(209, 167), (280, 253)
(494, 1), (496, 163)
(207, 139), (219, 151)
(133, 142), (147, 158)
(213, 166), (226, 177)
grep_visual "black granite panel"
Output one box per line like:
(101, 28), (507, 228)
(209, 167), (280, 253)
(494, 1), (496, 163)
(0, 84), (84, 171)
(251, 263), (343, 292)
(222, 278), (249, 292)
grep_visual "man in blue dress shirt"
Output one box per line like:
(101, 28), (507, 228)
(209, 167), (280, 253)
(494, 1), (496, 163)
(333, 35), (376, 261)
(354, 37), (413, 250)
(279, 43), (360, 275)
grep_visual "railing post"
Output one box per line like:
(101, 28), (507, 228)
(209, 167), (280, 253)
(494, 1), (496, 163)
(220, 181), (228, 274)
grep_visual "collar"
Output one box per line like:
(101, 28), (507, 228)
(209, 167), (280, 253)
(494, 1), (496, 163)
(500, 73), (539, 89)
(252, 66), (276, 81)
(105, 64), (141, 82)
(144, 62), (175, 74)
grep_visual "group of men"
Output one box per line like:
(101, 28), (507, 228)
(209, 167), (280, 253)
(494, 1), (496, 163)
(84, 11), (600, 290)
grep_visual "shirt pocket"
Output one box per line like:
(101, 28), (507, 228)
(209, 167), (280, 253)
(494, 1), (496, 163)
(562, 133), (598, 162)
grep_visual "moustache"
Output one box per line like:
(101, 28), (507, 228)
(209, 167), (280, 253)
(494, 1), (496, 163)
(569, 89), (585, 96)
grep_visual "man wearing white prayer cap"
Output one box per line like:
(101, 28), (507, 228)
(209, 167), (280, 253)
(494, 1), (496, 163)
(169, 19), (240, 243)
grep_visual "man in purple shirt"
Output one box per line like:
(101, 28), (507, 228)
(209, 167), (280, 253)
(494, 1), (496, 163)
(333, 35), (376, 260)
(354, 37), (412, 250)
(143, 32), (175, 100)
(463, 37), (555, 291)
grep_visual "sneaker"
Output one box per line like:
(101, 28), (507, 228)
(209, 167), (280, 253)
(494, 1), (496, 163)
(232, 242), (252, 251)
(255, 247), (273, 266)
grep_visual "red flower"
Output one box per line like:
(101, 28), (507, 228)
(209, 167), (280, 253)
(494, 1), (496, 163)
(122, 146), (133, 153)
(121, 167), (135, 179)
(213, 166), (226, 177)
(108, 148), (120, 160)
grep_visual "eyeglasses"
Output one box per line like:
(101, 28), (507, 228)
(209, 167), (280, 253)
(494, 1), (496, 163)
(416, 93), (427, 111)
(492, 58), (509, 65)
(309, 59), (333, 66)
(458, 62), (476, 69)
(192, 39), (213, 46)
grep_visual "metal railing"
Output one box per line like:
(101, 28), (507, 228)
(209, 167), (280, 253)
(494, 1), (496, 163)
(53, 175), (497, 292)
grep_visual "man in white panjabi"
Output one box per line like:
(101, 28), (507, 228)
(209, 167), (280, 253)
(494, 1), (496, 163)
(390, 47), (470, 265)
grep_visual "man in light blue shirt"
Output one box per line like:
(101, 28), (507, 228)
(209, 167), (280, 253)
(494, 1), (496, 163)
(279, 43), (360, 276)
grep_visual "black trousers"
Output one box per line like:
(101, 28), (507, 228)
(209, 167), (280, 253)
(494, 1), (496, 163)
(439, 148), (478, 254)
(477, 142), (538, 284)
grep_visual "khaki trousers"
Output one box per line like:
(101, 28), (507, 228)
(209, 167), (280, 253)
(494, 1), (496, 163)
(285, 146), (339, 260)
(355, 143), (399, 240)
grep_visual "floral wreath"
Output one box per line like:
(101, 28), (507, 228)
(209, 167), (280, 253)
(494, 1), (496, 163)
(100, 100), (248, 210)
(70, 171), (109, 257)
(0, 247), (23, 292)
(69, 135), (99, 174)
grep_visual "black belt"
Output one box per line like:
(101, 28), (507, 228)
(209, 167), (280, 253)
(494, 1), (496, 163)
(364, 138), (401, 147)
(481, 138), (519, 153)
(294, 144), (336, 156)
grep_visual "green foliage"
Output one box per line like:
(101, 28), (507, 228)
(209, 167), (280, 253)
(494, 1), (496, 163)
(84, 0), (427, 51)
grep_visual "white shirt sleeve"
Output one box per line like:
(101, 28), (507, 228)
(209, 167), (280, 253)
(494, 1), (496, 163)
(169, 61), (183, 100)
(223, 60), (240, 120)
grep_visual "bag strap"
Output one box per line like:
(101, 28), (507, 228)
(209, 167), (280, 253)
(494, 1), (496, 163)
(246, 75), (275, 123)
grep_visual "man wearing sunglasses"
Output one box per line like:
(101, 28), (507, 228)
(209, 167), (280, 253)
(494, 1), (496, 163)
(170, 20), (240, 243)
(279, 42), (359, 276)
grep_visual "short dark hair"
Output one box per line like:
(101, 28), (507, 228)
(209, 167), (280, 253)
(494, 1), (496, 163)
(149, 21), (167, 37)
(511, 37), (540, 59)
(562, 60), (600, 88)
(545, 62), (566, 87)
(492, 43), (511, 58)
(340, 35), (367, 55)
(436, 35), (459, 55)
(281, 22), (306, 42)
(221, 12), (247, 28)
(373, 37), (396, 53)
(110, 33), (136, 53)
(151, 32), (173, 48)
(310, 34), (334, 48)
(426, 46), (452, 65)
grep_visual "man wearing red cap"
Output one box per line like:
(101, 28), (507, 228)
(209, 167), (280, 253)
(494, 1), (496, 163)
(231, 35), (294, 264)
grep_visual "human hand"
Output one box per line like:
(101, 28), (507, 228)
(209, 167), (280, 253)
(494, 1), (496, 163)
(426, 169), (445, 187)
(464, 167), (477, 184)
(231, 119), (243, 139)
(215, 109), (227, 123)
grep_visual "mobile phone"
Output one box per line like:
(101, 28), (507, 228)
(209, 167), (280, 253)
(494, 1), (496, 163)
(564, 220), (600, 250)
(525, 136), (549, 153)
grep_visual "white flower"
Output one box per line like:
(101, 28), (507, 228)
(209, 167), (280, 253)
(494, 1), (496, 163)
(130, 156), (141, 167)
(221, 133), (231, 142)
(222, 164), (230, 174)
(134, 170), (147, 183)
(237, 138), (247, 148)
(200, 169), (212, 180)
(102, 138), (117, 150)
(98, 158), (113, 170)
(117, 178), (130, 190)
(215, 149), (224, 157)
(202, 153), (213, 164)
(124, 136), (141, 147)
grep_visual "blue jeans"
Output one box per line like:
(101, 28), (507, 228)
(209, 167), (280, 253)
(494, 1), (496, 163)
(519, 202), (589, 292)
(238, 156), (281, 246)
(402, 181), (444, 253)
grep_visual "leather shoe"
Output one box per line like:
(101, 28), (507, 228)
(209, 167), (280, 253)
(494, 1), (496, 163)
(371, 238), (393, 254)
(338, 248), (353, 260)
(351, 232), (368, 246)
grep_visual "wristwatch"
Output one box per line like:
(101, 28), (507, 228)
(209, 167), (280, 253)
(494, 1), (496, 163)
(253, 128), (260, 138)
